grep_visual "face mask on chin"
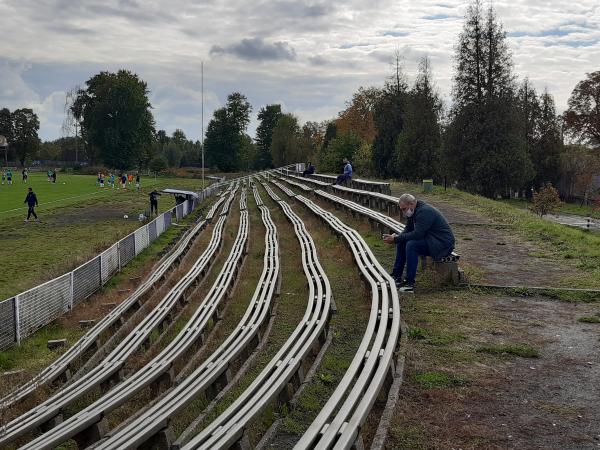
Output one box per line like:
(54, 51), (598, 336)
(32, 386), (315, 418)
(404, 208), (414, 218)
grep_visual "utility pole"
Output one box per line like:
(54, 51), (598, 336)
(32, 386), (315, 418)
(201, 61), (205, 190)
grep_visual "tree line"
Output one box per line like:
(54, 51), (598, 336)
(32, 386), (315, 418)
(1, 0), (598, 201)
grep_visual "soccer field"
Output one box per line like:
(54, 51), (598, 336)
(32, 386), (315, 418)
(0, 171), (210, 299)
(0, 172), (195, 218)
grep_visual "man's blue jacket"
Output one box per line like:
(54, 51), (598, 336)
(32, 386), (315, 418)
(394, 200), (455, 259)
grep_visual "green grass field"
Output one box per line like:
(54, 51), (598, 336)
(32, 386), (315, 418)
(0, 172), (205, 219)
(0, 172), (212, 299)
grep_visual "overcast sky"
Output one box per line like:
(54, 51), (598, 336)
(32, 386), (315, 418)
(1, 0), (598, 141)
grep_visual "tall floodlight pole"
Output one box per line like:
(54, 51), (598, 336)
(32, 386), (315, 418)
(201, 61), (205, 190)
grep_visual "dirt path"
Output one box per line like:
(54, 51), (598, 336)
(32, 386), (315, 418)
(387, 291), (600, 450)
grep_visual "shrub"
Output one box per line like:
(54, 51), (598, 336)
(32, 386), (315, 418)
(531, 184), (561, 217)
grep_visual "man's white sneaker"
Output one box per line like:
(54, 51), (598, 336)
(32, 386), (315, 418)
(398, 283), (414, 293)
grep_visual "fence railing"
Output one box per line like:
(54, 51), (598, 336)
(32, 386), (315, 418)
(0, 183), (222, 351)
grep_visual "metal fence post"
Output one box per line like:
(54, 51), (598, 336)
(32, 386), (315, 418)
(117, 241), (122, 271)
(99, 253), (104, 285)
(69, 272), (74, 310)
(14, 295), (20, 345)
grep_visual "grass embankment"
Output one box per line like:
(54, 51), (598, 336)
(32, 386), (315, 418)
(500, 198), (600, 219)
(0, 173), (209, 300)
(391, 181), (600, 289)
(0, 208), (203, 375)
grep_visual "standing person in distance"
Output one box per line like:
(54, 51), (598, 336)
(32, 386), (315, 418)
(22, 168), (28, 183)
(149, 189), (161, 216)
(334, 158), (352, 185)
(135, 172), (141, 191)
(24, 187), (39, 222)
(383, 193), (455, 293)
(51, 169), (57, 183)
(6, 168), (12, 185)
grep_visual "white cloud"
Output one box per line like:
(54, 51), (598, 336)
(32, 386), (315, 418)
(0, 0), (598, 140)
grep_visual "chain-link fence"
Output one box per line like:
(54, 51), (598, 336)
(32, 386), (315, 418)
(0, 186), (218, 350)
(0, 298), (16, 349)
(101, 243), (119, 284)
(73, 257), (102, 305)
(156, 214), (165, 237)
(148, 219), (157, 243)
(18, 273), (72, 338)
(134, 226), (149, 256)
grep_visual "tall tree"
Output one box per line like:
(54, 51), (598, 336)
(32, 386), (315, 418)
(394, 57), (443, 182)
(336, 87), (380, 144)
(320, 132), (361, 173)
(444, 1), (532, 197)
(11, 108), (40, 166)
(532, 90), (563, 187)
(0, 108), (12, 164)
(204, 92), (252, 171)
(0, 108), (13, 144)
(73, 70), (155, 170)
(255, 104), (282, 169)
(270, 113), (306, 167)
(563, 71), (600, 149)
(373, 52), (408, 177)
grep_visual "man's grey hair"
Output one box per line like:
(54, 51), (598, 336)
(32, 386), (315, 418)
(398, 193), (416, 205)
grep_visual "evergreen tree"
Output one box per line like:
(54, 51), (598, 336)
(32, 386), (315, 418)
(255, 104), (282, 169)
(444, 1), (532, 197)
(373, 53), (408, 177)
(533, 90), (563, 187)
(394, 57), (442, 182)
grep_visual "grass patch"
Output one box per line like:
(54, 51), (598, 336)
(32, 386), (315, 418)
(476, 343), (539, 358)
(387, 424), (426, 450)
(413, 371), (470, 389)
(0, 172), (217, 300)
(578, 315), (600, 323)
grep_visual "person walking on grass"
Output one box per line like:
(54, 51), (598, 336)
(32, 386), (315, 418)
(1, 170), (5, 185)
(51, 170), (56, 183)
(24, 187), (39, 222)
(135, 172), (140, 191)
(22, 168), (28, 183)
(6, 168), (13, 185)
(383, 193), (455, 293)
(149, 189), (161, 216)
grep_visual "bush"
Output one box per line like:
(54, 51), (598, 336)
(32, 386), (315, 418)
(150, 155), (168, 174)
(531, 184), (561, 217)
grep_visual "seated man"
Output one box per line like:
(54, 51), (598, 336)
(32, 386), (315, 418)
(302, 162), (315, 177)
(383, 193), (455, 293)
(334, 158), (352, 185)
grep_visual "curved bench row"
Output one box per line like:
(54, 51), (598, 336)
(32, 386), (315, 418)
(180, 178), (332, 450)
(281, 168), (392, 195)
(0, 194), (227, 411)
(281, 173), (459, 263)
(90, 182), (276, 449)
(268, 178), (401, 450)
(20, 186), (249, 450)
(0, 186), (239, 447)
(284, 172), (400, 217)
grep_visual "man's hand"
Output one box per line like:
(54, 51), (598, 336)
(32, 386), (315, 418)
(382, 233), (396, 244)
